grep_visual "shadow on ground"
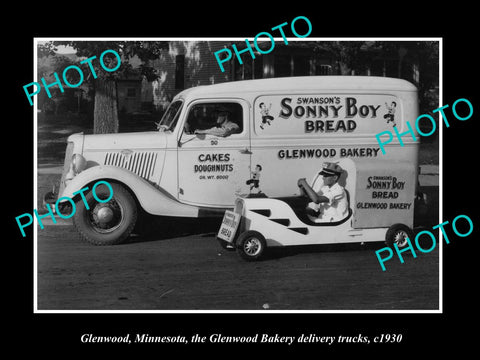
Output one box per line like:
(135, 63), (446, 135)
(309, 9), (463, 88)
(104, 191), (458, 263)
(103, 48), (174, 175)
(125, 214), (222, 244)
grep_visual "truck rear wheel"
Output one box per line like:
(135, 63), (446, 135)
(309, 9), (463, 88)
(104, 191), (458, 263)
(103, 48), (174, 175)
(73, 182), (137, 245)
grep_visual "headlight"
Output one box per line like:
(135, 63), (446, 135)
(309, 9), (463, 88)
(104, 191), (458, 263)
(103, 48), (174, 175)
(65, 153), (87, 184)
(71, 153), (87, 174)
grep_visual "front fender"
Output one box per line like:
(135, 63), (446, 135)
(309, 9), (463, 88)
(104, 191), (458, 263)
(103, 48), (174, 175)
(59, 165), (200, 217)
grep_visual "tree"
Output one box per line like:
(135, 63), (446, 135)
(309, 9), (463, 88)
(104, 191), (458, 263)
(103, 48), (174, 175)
(41, 54), (86, 115)
(38, 42), (57, 57)
(51, 41), (168, 134)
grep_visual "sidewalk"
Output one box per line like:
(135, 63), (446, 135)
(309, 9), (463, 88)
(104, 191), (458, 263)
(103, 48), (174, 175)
(37, 164), (63, 175)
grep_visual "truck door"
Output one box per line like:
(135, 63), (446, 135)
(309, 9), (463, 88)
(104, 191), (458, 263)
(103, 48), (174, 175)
(177, 99), (252, 207)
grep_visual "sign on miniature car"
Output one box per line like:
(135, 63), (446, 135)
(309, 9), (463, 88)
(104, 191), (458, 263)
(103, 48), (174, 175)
(217, 210), (241, 243)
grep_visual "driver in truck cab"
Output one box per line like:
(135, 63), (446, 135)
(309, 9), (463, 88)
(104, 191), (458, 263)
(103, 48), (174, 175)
(297, 162), (349, 223)
(194, 106), (240, 137)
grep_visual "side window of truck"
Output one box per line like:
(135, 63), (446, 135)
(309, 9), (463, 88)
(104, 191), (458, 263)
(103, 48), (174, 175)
(184, 102), (243, 136)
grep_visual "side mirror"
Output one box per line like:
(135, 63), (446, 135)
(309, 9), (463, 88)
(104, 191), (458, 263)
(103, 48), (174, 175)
(178, 132), (205, 147)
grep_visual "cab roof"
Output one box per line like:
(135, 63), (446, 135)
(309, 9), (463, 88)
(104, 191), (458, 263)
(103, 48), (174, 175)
(175, 76), (417, 101)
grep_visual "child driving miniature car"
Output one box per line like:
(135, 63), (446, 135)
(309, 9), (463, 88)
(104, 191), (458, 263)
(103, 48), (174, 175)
(297, 162), (349, 223)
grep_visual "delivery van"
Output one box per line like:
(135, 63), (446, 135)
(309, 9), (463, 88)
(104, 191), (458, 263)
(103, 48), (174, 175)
(45, 76), (420, 245)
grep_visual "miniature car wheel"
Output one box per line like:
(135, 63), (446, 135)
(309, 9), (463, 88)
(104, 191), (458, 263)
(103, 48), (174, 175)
(385, 223), (414, 249)
(73, 182), (137, 245)
(236, 231), (266, 261)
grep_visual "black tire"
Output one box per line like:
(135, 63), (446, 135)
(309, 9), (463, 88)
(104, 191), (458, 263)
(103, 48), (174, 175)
(385, 223), (414, 249)
(236, 230), (266, 261)
(73, 182), (137, 245)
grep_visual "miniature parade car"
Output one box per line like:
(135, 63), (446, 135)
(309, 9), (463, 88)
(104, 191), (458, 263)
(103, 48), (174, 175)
(217, 158), (416, 261)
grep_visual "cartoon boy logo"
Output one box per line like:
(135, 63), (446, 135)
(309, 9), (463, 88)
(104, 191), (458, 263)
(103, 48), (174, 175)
(384, 101), (397, 127)
(259, 102), (274, 130)
(246, 164), (262, 193)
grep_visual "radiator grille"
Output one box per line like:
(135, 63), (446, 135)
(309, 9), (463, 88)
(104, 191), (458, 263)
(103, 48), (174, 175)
(104, 151), (158, 179)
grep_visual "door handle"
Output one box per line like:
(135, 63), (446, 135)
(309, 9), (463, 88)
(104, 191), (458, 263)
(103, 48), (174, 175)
(239, 148), (252, 154)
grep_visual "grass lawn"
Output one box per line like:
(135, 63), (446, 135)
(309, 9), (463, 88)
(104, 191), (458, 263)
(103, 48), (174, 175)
(37, 112), (92, 165)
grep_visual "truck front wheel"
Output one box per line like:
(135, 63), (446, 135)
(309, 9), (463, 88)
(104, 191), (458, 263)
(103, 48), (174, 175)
(73, 182), (137, 245)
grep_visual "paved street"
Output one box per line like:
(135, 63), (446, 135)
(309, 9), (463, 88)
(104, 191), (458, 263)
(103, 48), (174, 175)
(37, 216), (439, 311)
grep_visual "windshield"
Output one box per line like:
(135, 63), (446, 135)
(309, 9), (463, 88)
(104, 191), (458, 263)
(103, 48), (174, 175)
(157, 100), (183, 131)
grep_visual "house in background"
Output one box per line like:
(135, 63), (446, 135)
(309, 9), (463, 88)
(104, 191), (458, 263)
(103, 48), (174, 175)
(227, 41), (421, 83)
(119, 40), (339, 114)
(120, 40), (434, 115)
(36, 40), (434, 137)
(117, 72), (143, 114)
(37, 41), (434, 116)
(228, 41), (335, 80)
(118, 41), (233, 114)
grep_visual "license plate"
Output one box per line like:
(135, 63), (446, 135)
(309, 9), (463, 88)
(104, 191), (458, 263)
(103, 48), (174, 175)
(217, 210), (241, 243)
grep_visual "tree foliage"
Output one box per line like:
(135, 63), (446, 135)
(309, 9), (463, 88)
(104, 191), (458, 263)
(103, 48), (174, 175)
(297, 40), (439, 112)
(38, 42), (57, 57)
(53, 41), (169, 81)
(49, 41), (169, 133)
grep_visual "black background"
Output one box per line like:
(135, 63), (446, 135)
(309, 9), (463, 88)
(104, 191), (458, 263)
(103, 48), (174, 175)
(8, 3), (478, 356)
